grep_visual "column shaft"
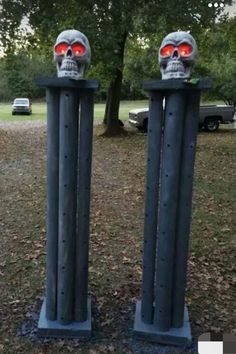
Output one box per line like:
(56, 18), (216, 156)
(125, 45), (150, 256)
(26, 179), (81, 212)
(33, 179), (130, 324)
(172, 92), (201, 328)
(57, 89), (79, 325)
(45, 88), (60, 320)
(154, 92), (186, 331)
(141, 92), (163, 324)
(75, 90), (94, 322)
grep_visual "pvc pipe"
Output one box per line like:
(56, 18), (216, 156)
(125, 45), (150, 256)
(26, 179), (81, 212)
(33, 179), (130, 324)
(75, 90), (94, 322)
(45, 88), (60, 320)
(154, 91), (186, 331)
(57, 89), (79, 325)
(172, 92), (201, 328)
(141, 92), (163, 324)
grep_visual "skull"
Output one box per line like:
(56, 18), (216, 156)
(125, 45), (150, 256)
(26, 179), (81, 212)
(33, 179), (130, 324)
(54, 29), (91, 79)
(158, 31), (198, 80)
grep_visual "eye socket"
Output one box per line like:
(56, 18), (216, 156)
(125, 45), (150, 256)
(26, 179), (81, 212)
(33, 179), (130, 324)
(178, 43), (192, 57)
(160, 44), (175, 57)
(71, 42), (86, 56)
(55, 42), (69, 55)
(160, 43), (193, 58)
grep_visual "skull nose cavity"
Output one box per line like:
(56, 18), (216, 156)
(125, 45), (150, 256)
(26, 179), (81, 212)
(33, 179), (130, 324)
(66, 48), (72, 57)
(172, 49), (179, 58)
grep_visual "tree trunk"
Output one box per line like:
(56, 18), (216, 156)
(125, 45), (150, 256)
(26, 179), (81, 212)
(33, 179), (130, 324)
(102, 32), (128, 137)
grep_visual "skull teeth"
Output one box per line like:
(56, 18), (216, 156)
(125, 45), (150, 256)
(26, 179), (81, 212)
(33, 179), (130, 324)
(60, 59), (78, 72)
(165, 61), (185, 74)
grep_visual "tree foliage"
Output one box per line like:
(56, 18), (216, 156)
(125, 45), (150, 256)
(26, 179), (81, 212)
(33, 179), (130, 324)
(0, 51), (55, 100)
(0, 0), (234, 128)
(196, 16), (236, 107)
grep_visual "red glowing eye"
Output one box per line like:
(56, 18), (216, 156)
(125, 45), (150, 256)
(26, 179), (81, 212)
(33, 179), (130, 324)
(55, 42), (69, 55)
(178, 43), (192, 57)
(160, 44), (175, 57)
(71, 42), (86, 56)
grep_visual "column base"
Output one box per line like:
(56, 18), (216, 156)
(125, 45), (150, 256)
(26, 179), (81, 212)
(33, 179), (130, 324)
(38, 298), (92, 338)
(133, 300), (191, 346)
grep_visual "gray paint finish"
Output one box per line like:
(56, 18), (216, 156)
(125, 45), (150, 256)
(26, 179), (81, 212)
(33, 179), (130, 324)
(57, 89), (79, 325)
(154, 92), (186, 331)
(45, 89), (60, 321)
(134, 301), (191, 346)
(134, 79), (211, 345)
(38, 298), (92, 338)
(37, 77), (98, 338)
(172, 92), (201, 328)
(75, 91), (94, 322)
(141, 92), (163, 324)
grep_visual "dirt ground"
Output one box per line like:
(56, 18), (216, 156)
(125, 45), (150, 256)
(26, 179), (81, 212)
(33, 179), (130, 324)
(0, 122), (235, 354)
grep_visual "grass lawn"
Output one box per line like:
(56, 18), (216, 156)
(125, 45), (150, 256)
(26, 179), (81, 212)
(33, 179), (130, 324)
(0, 99), (226, 123)
(0, 100), (149, 122)
(0, 125), (235, 353)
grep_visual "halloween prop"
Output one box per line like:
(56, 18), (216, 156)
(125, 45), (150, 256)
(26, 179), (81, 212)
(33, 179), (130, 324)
(37, 30), (98, 338)
(134, 32), (211, 346)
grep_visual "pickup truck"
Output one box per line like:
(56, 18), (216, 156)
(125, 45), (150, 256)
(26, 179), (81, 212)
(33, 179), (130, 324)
(128, 104), (235, 132)
(12, 98), (32, 115)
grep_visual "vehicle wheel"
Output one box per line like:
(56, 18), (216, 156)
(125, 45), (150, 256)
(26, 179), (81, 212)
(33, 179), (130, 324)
(12, 112), (15, 115)
(204, 118), (219, 132)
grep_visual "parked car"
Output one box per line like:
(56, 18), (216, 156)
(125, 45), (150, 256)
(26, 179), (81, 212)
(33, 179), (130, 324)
(12, 98), (32, 115)
(129, 104), (235, 132)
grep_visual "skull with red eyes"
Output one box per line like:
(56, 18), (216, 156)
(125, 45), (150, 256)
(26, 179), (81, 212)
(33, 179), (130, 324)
(54, 29), (91, 79)
(158, 31), (198, 80)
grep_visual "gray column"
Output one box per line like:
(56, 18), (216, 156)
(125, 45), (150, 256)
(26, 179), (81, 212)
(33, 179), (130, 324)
(57, 89), (79, 325)
(154, 92), (186, 331)
(141, 92), (163, 324)
(172, 92), (201, 328)
(45, 88), (60, 320)
(75, 90), (94, 322)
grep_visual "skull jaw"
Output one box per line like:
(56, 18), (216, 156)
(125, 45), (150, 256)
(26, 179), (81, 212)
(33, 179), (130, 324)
(56, 59), (86, 80)
(160, 60), (192, 80)
(57, 69), (84, 80)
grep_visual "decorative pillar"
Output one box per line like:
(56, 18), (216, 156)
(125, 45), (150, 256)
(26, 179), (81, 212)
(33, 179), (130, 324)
(133, 79), (211, 346)
(37, 77), (99, 338)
